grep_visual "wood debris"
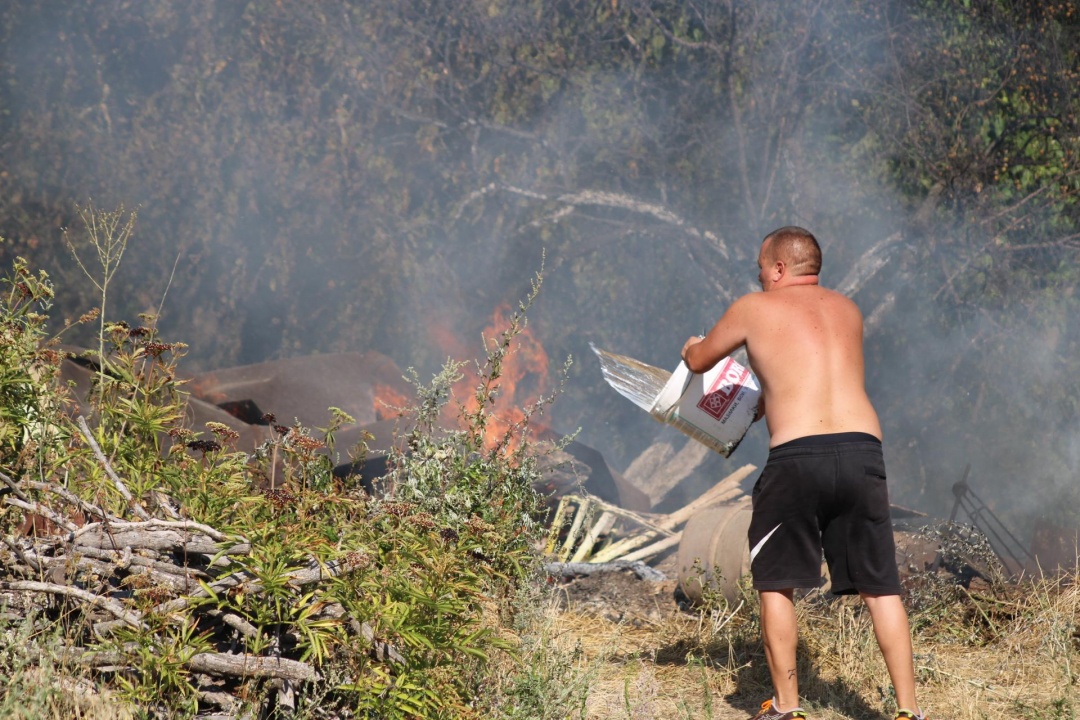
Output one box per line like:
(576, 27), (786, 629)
(0, 422), (397, 716)
(544, 463), (757, 571)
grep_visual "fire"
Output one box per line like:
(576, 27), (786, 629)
(373, 384), (411, 421)
(455, 303), (551, 451)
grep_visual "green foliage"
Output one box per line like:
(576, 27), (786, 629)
(844, 0), (1080, 272)
(106, 616), (211, 718)
(0, 237), (588, 718)
(0, 252), (59, 470)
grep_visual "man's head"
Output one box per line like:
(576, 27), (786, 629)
(758, 226), (822, 290)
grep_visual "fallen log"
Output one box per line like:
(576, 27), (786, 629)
(188, 652), (317, 682)
(72, 544), (211, 579)
(80, 648), (317, 682)
(72, 528), (227, 555)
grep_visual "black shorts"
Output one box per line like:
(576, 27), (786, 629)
(748, 432), (902, 596)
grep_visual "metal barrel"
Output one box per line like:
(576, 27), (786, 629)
(676, 496), (753, 605)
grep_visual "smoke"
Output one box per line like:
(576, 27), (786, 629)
(1, 1), (1077, 546)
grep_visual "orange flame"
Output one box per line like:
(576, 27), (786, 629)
(457, 304), (550, 451)
(373, 383), (411, 421)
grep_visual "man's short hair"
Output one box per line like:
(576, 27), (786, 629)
(763, 226), (822, 276)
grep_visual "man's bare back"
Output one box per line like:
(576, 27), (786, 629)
(682, 232), (881, 447)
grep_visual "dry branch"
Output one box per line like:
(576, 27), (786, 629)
(834, 231), (903, 298)
(207, 609), (260, 639)
(23, 479), (122, 522)
(0, 412), (460, 714)
(2, 534), (41, 571)
(455, 183), (728, 257)
(80, 648), (316, 682)
(319, 603), (406, 665)
(0, 469), (31, 502)
(4, 496), (80, 533)
(0, 496), (394, 693)
(76, 415), (152, 520)
(94, 556), (356, 636)
(0, 580), (144, 630)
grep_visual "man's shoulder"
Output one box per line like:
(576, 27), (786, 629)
(749, 285), (862, 319)
(770, 284), (854, 304)
(726, 292), (769, 319)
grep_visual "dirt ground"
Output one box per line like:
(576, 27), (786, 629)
(546, 532), (1077, 720)
(549, 550), (771, 720)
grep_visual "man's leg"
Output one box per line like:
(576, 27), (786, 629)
(760, 589), (800, 710)
(860, 593), (919, 713)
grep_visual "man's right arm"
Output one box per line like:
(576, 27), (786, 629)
(682, 295), (754, 374)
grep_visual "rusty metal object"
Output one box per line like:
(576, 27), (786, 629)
(188, 352), (414, 429)
(675, 496), (753, 605)
(931, 465), (1036, 578)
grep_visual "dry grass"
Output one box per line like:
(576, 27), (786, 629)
(0, 668), (135, 720)
(0, 625), (136, 720)
(550, 570), (1080, 720)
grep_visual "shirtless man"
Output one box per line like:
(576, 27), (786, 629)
(681, 227), (924, 720)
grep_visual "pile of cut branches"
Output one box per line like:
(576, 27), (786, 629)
(1, 437), (380, 718)
(1, 244), (557, 718)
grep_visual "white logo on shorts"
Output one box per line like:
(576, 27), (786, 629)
(750, 523), (782, 564)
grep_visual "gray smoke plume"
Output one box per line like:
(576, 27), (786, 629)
(1, 1), (1077, 551)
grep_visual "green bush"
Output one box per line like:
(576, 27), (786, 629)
(0, 224), (585, 719)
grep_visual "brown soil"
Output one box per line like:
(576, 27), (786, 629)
(547, 528), (1074, 720)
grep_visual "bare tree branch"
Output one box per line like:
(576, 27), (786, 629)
(457, 183), (728, 256)
(834, 231), (903, 298)
(0, 580), (145, 631)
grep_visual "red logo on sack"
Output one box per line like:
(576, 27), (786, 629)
(696, 358), (749, 421)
